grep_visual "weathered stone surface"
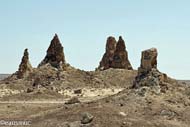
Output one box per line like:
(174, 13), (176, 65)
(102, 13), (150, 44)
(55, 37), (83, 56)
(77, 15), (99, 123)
(98, 36), (133, 70)
(17, 49), (33, 79)
(139, 48), (157, 73)
(38, 34), (66, 69)
(81, 112), (94, 124)
(98, 36), (117, 70)
(133, 48), (168, 92)
(111, 36), (133, 70)
(160, 110), (176, 119)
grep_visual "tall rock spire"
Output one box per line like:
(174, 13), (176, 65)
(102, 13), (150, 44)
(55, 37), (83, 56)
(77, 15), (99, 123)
(98, 36), (117, 70)
(38, 34), (66, 68)
(133, 48), (169, 93)
(111, 36), (133, 70)
(17, 49), (33, 79)
(140, 48), (158, 72)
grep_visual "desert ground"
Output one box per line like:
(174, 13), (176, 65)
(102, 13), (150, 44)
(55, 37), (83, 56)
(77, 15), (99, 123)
(0, 35), (190, 127)
(0, 69), (190, 127)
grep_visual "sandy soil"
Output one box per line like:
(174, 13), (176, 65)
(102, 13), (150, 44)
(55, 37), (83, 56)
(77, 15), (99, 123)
(0, 69), (190, 127)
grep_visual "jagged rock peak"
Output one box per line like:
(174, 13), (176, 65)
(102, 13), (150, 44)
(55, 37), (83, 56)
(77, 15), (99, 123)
(111, 36), (133, 70)
(98, 36), (117, 70)
(38, 34), (66, 69)
(17, 48), (33, 79)
(115, 36), (126, 51)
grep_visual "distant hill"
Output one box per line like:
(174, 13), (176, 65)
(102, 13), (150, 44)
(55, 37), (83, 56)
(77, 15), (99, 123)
(178, 80), (190, 85)
(0, 74), (10, 80)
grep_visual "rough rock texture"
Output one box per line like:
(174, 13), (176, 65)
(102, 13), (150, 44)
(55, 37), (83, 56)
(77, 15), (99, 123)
(38, 34), (66, 69)
(133, 48), (169, 93)
(31, 63), (59, 88)
(81, 112), (94, 124)
(111, 36), (133, 70)
(98, 36), (117, 70)
(139, 48), (158, 72)
(17, 49), (33, 79)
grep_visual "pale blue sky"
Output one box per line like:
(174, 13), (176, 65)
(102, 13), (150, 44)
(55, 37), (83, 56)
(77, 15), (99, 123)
(0, 0), (190, 79)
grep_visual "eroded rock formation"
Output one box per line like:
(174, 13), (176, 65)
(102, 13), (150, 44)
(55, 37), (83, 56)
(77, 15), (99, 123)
(17, 49), (33, 79)
(38, 34), (66, 69)
(111, 36), (133, 70)
(98, 36), (117, 70)
(133, 48), (169, 93)
(138, 48), (158, 74)
(98, 36), (133, 70)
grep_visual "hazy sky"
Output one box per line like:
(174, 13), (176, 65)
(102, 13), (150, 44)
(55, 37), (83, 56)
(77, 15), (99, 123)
(0, 0), (190, 79)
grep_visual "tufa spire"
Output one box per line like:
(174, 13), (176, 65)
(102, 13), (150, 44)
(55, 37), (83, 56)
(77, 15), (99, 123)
(111, 36), (133, 70)
(98, 36), (117, 70)
(17, 49), (33, 79)
(38, 34), (66, 68)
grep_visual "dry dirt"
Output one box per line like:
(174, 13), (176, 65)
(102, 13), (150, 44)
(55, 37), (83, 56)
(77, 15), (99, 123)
(0, 68), (190, 127)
